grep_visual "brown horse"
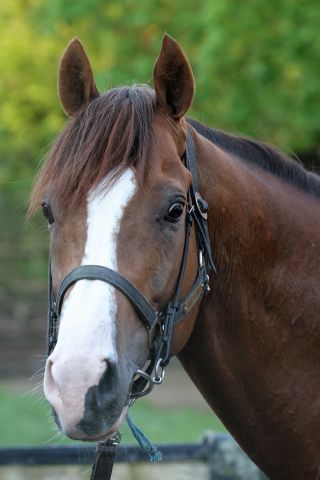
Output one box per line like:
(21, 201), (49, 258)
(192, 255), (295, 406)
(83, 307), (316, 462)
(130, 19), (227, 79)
(30, 34), (320, 479)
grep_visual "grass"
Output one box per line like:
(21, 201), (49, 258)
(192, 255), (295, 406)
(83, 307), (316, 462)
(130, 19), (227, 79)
(0, 385), (225, 447)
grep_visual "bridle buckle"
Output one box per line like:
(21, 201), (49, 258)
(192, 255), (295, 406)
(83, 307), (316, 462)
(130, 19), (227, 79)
(130, 369), (155, 402)
(195, 192), (208, 220)
(153, 358), (165, 385)
(147, 312), (162, 350)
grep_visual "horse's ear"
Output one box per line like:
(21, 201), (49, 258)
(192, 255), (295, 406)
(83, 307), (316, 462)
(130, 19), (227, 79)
(153, 33), (194, 120)
(58, 38), (99, 117)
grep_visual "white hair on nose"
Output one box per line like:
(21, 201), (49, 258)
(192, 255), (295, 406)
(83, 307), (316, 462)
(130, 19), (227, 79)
(53, 168), (137, 364)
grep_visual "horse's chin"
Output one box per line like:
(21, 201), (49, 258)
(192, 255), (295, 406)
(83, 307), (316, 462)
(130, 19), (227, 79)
(76, 406), (128, 442)
(52, 405), (129, 442)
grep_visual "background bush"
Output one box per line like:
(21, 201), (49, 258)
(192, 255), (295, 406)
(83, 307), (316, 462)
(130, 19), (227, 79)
(0, 0), (319, 373)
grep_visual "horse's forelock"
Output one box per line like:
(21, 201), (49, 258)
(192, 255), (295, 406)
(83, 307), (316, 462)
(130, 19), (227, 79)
(29, 85), (155, 216)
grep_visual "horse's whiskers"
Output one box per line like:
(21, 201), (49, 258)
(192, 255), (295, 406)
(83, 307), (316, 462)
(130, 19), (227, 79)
(43, 429), (64, 444)
(30, 366), (45, 378)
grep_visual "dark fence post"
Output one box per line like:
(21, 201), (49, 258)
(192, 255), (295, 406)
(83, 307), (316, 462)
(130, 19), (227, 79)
(202, 432), (268, 480)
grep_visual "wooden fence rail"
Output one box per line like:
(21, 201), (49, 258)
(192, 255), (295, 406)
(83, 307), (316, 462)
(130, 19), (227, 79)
(0, 433), (268, 479)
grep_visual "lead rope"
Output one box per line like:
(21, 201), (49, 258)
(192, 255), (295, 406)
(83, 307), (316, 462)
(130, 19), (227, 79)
(126, 415), (162, 462)
(90, 419), (162, 480)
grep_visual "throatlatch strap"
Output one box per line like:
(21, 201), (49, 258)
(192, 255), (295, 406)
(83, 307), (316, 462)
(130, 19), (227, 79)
(185, 126), (216, 274)
(185, 128), (200, 193)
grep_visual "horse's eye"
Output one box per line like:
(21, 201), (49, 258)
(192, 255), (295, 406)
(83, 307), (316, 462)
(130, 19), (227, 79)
(164, 202), (185, 223)
(42, 202), (54, 224)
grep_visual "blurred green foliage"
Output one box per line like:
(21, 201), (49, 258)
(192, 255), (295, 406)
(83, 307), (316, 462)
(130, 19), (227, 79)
(0, 386), (225, 445)
(0, 0), (320, 291)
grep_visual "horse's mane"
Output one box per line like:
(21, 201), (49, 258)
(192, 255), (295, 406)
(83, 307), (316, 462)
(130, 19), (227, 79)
(30, 84), (320, 215)
(29, 85), (155, 214)
(188, 118), (320, 198)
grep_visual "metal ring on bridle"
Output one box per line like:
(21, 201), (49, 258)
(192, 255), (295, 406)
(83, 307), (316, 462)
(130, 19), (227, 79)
(153, 358), (165, 385)
(199, 249), (203, 268)
(130, 369), (154, 400)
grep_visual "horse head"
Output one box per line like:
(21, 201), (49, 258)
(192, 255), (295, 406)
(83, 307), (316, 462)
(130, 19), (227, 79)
(31, 35), (203, 441)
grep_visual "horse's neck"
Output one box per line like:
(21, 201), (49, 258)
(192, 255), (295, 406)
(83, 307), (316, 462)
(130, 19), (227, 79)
(179, 132), (320, 478)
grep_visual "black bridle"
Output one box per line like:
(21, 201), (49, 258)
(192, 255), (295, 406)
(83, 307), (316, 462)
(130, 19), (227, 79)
(47, 127), (215, 400)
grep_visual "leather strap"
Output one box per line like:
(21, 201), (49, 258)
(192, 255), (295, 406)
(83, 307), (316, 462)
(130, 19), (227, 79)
(185, 128), (200, 192)
(56, 265), (159, 331)
(90, 433), (121, 480)
(185, 126), (216, 273)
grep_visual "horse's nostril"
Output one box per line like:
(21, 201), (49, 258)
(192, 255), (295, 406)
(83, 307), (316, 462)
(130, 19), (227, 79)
(44, 359), (55, 391)
(46, 358), (53, 379)
(97, 359), (119, 406)
(44, 354), (125, 438)
(44, 358), (64, 412)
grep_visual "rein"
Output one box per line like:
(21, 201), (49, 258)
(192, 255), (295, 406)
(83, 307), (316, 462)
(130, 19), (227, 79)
(46, 127), (215, 478)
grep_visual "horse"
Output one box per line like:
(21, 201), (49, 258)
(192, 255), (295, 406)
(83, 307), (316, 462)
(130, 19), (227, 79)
(29, 34), (320, 479)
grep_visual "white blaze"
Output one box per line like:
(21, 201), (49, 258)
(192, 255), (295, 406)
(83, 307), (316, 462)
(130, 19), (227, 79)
(51, 168), (137, 363)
